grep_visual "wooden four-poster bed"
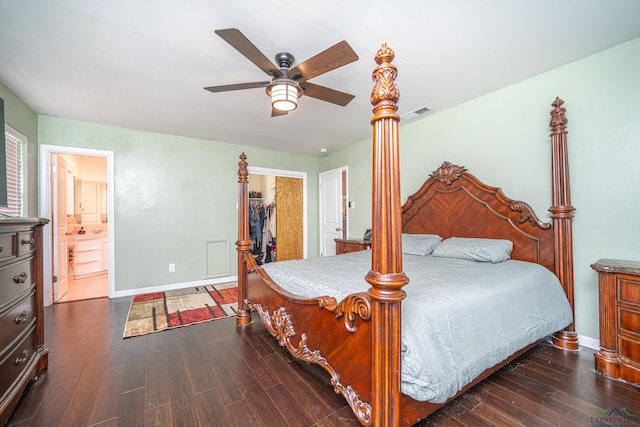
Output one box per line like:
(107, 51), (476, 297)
(235, 43), (578, 426)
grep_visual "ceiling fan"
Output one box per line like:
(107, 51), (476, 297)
(204, 28), (359, 117)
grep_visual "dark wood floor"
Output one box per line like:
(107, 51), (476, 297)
(6, 297), (640, 427)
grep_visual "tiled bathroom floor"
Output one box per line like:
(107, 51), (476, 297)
(58, 273), (108, 302)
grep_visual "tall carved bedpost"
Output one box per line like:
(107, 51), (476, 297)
(365, 43), (409, 426)
(236, 152), (252, 325)
(549, 98), (579, 350)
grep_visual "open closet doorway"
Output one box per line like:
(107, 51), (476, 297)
(247, 166), (307, 264)
(39, 145), (115, 307)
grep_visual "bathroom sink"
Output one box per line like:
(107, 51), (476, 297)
(73, 233), (107, 240)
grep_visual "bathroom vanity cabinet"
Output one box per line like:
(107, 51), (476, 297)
(73, 234), (108, 279)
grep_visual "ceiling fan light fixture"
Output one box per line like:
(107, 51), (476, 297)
(268, 80), (301, 111)
(271, 83), (298, 111)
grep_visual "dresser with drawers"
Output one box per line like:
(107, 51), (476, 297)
(0, 218), (48, 425)
(591, 258), (640, 385)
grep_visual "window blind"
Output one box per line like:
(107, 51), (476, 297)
(0, 126), (25, 217)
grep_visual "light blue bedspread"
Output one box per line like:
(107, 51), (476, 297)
(261, 251), (573, 403)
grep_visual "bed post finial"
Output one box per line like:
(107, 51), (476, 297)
(550, 97), (568, 135)
(236, 152), (251, 325)
(548, 99), (578, 350)
(238, 152), (248, 183)
(366, 43), (408, 426)
(371, 43), (400, 122)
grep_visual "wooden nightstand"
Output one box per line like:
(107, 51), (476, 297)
(591, 258), (640, 385)
(335, 238), (371, 254)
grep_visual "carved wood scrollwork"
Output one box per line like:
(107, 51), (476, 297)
(430, 162), (467, 185)
(318, 293), (372, 333)
(244, 254), (257, 273)
(252, 303), (373, 426)
(510, 201), (552, 229)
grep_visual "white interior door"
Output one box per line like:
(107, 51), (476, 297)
(320, 168), (345, 256)
(52, 154), (69, 301)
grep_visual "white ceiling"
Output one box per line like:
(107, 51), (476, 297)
(1, 1), (640, 156)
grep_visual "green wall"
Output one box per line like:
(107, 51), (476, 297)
(0, 80), (38, 216)
(321, 37), (640, 341)
(38, 116), (319, 293)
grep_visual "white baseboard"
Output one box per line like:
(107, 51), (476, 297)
(114, 275), (238, 298)
(578, 334), (600, 350)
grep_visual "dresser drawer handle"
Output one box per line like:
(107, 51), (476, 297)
(21, 238), (35, 246)
(15, 311), (29, 324)
(13, 272), (28, 283)
(0, 243), (3, 252)
(15, 349), (29, 365)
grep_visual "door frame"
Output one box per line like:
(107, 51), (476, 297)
(319, 166), (349, 257)
(39, 145), (115, 307)
(247, 166), (307, 259)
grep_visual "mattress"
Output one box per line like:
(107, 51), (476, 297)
(261, 250), (573, 403)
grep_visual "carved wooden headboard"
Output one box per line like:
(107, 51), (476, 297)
(401, 161), (555, 272)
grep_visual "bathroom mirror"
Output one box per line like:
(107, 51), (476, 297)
(74, 179), (107, 224)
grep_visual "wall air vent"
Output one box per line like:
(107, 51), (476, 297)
(401, 106), (432, 123)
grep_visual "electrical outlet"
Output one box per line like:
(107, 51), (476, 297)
(169, 263), (175, 272)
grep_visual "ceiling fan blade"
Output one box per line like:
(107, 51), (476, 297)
(301, 82), (355, 106)
(289, 40), (358, 82)
(215, 28), (282, 77)
(204, 81), (270, 93)
(271, 108), (288, 117)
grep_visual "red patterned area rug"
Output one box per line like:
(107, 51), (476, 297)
(122, 282), (237, 338)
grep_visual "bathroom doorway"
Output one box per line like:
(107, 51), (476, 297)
(54, 153), (108, 302)
(39, 145), (115, 306)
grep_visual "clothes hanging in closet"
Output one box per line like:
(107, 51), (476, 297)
(248, 201), (265, 259)
(262, 202), (276, 263)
